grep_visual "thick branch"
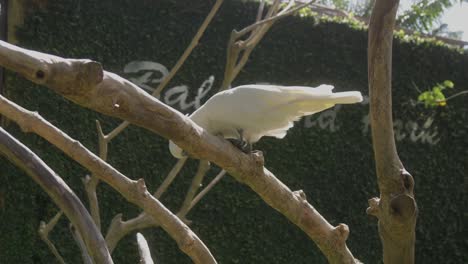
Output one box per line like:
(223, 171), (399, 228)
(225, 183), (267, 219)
(368, 0), (417, 263)
(0, 95), (216, 264)
(0, 127), (112, 264)
(0, 41), (356, 263)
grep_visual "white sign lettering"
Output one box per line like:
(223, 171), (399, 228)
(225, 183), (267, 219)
(124, 61), (214, 112)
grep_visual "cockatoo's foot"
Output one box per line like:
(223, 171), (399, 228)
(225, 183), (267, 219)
(226, 129), (252, 153)
(227, 138), (252, 154)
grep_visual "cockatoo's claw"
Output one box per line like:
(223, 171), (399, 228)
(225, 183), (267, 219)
(226, 138), (253, 154)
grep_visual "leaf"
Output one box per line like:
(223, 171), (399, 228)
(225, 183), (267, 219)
(443, 80), (454, 88)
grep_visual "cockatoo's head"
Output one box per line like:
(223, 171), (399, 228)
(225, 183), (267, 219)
(169, 140), (187, 159)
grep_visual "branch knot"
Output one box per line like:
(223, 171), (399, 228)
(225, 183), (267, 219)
(366, 197), (380, 217)
(333, 223), (349, 242)
(293, 190), (307, 202)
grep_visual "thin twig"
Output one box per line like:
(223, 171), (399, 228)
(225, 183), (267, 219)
(70, 224), (93, 264)
(82, 119), (109, 231)
(220, 0), (314, 90)
(106, 120), (130, 141)
(154, 157), (188, 199)
(255, 0), (266, 22)
(83, 175), (101, 230)
(153, 0), (224, 96)
(188, 169), (226, 212)
(38, 211), (65, 264)
(442, 90), (468, 102)
(178, 160), (211, 220)
(236, 0), (313, 37)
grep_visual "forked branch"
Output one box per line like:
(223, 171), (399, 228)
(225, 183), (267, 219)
(38, 211), (66, 264)
(0, 39), (357, 262)
(0, 95), (216, 264)
(367, 0), (417, 262)
(86, 0), (224, 242)
(220, 0), (314, 90)
(0, 127), (112, 264)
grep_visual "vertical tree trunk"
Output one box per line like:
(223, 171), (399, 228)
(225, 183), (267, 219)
(367, 0), (418, 263)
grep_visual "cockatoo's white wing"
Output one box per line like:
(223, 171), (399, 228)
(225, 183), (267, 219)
(169, 84), (362, 158)
(190, 84), (362, 141)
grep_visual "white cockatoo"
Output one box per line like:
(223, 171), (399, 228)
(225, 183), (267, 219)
(169, 84), (362, 158)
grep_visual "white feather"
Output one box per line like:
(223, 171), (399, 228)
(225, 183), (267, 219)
(169, 84), (362, 158)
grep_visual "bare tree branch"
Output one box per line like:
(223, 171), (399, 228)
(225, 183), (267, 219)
(105, 156), (194, 253)
(83, 1), (225, 239)
(0, 95), (217, 264)
(70, 224), (93, 264)
(368, 0), (418, 263)
(153, 0), (224, 96)
(154, 157), (188, 199)
(178, 160), (210, 221)
(0, 127), (113, 264)
(104, 157), (186, 253)
(188, 169), (226, 212)
(136, 233), (155, 264)
(220, 0), (314, 90)
(38, 211), (66, 264)
(100, 0), (224, 140)
(106, 213), (155, 253)
(83, 173), (101, 230)
(0, 40), (357, 262)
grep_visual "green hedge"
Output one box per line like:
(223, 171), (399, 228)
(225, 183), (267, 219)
(0, 0), (466, 263)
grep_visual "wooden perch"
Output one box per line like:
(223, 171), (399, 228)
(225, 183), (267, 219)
(0, 127), (112, 264)
(0, 95), (216, 264)
(368, 0), (418, 263)
(0, 40), (358, 263)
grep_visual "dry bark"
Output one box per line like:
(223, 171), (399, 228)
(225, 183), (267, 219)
(0, 127), (113, 264)
(367, 0), (418, 263)
(0, 95), (216, 264)
(0, 39), (359, 262)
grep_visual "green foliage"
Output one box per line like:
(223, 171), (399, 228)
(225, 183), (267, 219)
(398, 0), (453, 32)
(0, 0), (466, 264)
(318, 0), (466, 37)
(418, 80), (455, 107)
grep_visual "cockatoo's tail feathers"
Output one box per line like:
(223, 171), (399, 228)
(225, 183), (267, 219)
(273, 85), (362, 104)
(281, 84), (335, 95)
(328, 91), (363, 104)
